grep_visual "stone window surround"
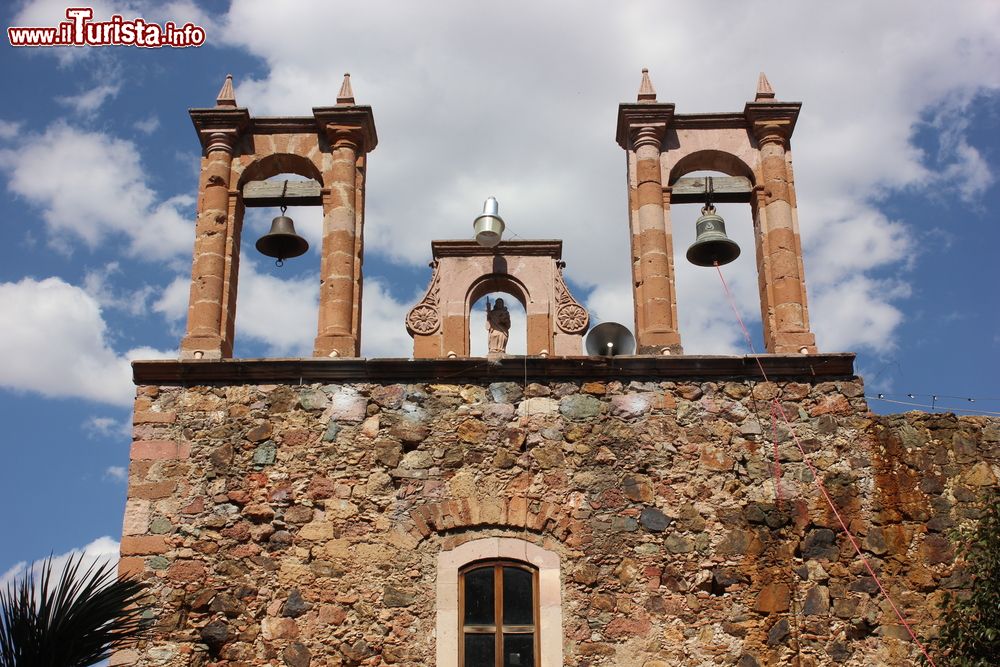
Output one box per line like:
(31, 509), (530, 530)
(437, 537), (562, 667)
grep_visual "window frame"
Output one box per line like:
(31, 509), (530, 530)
(436, 537), (562, 667)
(458, 559), (540, 667)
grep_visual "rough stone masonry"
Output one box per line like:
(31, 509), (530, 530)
(113, 367), (999, 666)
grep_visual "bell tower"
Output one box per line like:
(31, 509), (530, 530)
(113, 69), (982, 667)
(179, 73), (377, 360)
(616, 71), (817, 354)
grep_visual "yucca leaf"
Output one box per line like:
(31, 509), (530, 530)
(0, 553), (150, 667)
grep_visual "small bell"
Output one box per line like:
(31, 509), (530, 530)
(256, 205), (309, 266)
(686, 203), (740, 267)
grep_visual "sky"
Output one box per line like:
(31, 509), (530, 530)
(1, 0), (998, 589)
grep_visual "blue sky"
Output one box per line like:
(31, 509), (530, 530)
(1, 1), (998, 583)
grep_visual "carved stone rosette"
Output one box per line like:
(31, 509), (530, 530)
(406, 261), (442, 336)
(555, 263), (590, 335)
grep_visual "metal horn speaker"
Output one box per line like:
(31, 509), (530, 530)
(473, 196), (505, 247)
(585, 322), (636, 357)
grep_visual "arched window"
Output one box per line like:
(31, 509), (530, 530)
(437, 537), (561, 667)
(460, 560), (538, 666)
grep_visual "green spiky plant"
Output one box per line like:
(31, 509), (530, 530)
(0, 554), (150, 667)
(921, 487), (1000, 667)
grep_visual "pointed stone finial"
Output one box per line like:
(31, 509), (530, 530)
(637, 68), (657, 102)
(337, 73), (355, 105)
(216, 74), (237, 107)
(755, 72), (775, 101)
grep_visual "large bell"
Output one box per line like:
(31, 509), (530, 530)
(686, 204), (741, 267)
(255, 208), (309, 265)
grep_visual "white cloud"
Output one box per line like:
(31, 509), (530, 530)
(155, 259), (318, 357)
(361, 279), (421, 358)
(152, 275), (190, 322)
(156, 266), (420, 360)
(103, 466), (128, 482)
(233, 262), (318, 356)
(133, 116), (160, 134)
(83, 262), (156, 315)
(804, 206), (915, 285)
(811, 276), (910, 354)
(0, 120), (21, 141)
(0, 277), (172, 407)
(0, 536), (120, 597)
(0, 123), (193, 261)
(211, 0), (999, 356)
(83, 415), (131, 440)
(56, 82), (120, 114)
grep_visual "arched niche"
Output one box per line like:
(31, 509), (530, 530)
(406, 240), (590, 358)
(466, 275), (532, 356)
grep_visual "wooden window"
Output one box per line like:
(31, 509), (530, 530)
(459, 560), (538, 667)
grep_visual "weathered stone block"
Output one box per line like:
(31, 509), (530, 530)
(754, 583), (791, 613)
(559, 394), (603, 419)
(130, 440), (190, 460)
(639, 507), (671, 532)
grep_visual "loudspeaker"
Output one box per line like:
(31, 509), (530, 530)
(585, 322), (636, 356)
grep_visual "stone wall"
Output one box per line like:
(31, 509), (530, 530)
(114, 374), (999, 666)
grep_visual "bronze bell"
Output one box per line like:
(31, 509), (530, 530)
(255, 206), (309, 266)
(686, 203), (741, 267)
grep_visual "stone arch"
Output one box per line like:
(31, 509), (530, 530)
(467, 272), (530, 312)
(407, 240), (589, 358)
(668, 149), (756, 185)
(235, 152), (324, 189)
(395, 496), (589, 547)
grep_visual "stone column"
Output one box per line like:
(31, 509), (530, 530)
(315, 128), (361, 356)
(752, 122), (816, 354)
(632, 125), (682, 354)
(180, 130), (238, 359)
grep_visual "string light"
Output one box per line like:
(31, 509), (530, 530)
(871, 392), (997, 403)
(866, 395), (1000, 417)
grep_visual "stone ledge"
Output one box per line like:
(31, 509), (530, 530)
(132, 353), (855, 386)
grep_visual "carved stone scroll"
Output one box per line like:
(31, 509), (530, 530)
(555, 262), (589, 334)
(405, 261), (441, 336)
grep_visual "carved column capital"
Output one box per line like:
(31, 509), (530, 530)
(200, 129), (239, 154)
(323, 124), (366, 152)
(189, 107), (250, 156)
(630, 123), (666, 152)
(752, 120), (792, 149)
(313, 105), (378, 154)
(616, 102), (674, 150)
(744, 100), (800, 149)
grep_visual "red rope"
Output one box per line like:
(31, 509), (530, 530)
(713, 262), (938, 667)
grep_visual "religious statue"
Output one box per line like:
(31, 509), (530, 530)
(486, 296), (511, 354)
